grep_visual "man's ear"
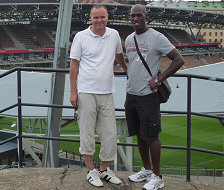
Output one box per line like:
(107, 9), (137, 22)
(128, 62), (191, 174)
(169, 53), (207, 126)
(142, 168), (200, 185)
(145, 13), (149, 19)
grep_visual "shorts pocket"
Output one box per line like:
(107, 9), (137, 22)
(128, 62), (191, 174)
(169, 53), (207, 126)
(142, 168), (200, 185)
(148, 117), (161, 137)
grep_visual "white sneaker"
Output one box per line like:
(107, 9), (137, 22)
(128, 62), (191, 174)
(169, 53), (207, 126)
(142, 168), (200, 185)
(128, 167), (153, 182)
(86, 169), (103, 187)
(142, 174), (164, 190)
(99, 167), (121, 185)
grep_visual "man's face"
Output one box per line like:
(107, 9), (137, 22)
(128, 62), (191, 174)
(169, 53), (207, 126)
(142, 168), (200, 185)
(90, 7), (108, 31)
(130, 7), (147, 32)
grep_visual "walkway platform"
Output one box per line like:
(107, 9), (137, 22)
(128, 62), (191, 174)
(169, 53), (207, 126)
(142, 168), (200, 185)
(0, 168), (223, 190)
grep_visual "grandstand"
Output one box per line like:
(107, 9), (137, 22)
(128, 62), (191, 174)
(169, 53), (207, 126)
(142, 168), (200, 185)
(188, 1), (224, 50)
(0, 0), (224, 70)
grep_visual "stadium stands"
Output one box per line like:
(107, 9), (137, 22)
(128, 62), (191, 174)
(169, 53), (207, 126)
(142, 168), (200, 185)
(47, 54), (54, 60)
(164, 29), (195, 44)
(7, 56), (17, 63)
(0, 26), (16, 49)
(159, 56), (207, 71)
(154, 28), (178, 44)
(202, 55), (224, 64)
(182, 55), (207, 68)
(109, 25), (194, 45)
(0, 2), (223, 71)
(6, 25), (55, 49)
(1, 22), (223, 71)
(109, 24), (134, 44)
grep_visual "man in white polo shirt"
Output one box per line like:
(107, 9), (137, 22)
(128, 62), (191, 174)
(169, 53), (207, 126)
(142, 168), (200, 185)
(69, 4), (127, 187)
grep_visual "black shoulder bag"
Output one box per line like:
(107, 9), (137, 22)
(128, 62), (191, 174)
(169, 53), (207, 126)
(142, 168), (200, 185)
(133, 34), (171, 103)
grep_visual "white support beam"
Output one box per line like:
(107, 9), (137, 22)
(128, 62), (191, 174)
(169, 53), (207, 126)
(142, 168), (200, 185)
(117, 139), (132, 171)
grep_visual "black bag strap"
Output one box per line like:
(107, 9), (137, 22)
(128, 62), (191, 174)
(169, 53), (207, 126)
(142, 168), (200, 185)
(134, 34), (153, 77)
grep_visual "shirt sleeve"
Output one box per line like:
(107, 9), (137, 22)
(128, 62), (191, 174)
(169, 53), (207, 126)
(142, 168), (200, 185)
(156, 34), (175, 55)
(70, 33), (82, 60)
(115, 30), (123, 54)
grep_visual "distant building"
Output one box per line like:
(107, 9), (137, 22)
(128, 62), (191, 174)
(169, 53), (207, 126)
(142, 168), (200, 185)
(189, 1), (224, 48)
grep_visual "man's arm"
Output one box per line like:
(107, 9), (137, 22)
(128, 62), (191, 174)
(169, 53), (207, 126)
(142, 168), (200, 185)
(149, 48), (185, 91)
(70, 59), (80, 108)
(115, 52), (128, 73)
(159, 48), (185, 81)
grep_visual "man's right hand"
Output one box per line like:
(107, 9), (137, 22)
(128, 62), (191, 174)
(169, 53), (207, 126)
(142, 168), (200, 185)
(70, 91), (78, 108)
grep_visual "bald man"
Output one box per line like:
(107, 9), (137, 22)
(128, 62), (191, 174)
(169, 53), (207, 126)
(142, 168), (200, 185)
(125, 4), (184, 190)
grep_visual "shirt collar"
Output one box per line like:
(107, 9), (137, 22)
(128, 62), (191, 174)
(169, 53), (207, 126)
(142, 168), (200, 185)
(88, 26), (110, 38)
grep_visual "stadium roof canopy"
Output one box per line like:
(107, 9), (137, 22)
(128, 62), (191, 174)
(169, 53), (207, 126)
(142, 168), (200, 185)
(147, 0), (196, 10)
(0, 0), (224, 29)
(189, 1), (224, 11)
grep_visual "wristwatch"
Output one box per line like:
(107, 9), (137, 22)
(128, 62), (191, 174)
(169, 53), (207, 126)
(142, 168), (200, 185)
(154, 78), (161, 85)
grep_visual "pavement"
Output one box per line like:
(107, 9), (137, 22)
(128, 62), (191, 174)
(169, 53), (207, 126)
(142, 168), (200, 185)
(0, 168), (224, 190)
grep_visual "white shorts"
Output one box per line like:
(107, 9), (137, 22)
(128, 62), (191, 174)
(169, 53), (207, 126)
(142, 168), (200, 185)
(77, 93), (117, 161)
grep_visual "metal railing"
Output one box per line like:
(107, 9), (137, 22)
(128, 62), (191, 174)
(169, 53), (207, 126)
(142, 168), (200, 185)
(0, 67), (224, 182)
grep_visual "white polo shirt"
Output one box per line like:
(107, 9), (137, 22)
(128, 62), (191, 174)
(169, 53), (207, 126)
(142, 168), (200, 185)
(70, 26), (123, 94)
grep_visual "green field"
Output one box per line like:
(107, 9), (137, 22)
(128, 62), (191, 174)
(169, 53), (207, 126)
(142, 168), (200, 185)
(159, 116), (223, 170)
(0, 116), (223, 170)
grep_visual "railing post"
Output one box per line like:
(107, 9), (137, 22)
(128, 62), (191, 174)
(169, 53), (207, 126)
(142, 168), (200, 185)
(17, 69), (24, 167)
(186, 75), (192, 182)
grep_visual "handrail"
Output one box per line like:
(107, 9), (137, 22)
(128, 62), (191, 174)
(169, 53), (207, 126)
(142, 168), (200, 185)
(21, 134), (224, 156)
(0, 67), (224, 183)
(173, 73), (224, 82)
(0, 104), (18, 114)
(0, 135), (18, 146)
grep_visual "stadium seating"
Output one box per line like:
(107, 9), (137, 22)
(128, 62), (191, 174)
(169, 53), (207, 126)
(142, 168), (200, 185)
(182, 55), (207, 68)
(6, 25), (55, 49)
(0, 26), (16, 49)
(0, 23), (223, 71)
(197, 47), (208, 54)
(208, 46), (222, 53)
(154, 28), (178, 44)
(14, 56), (24, 62)
(109, 25), (134, 44)
(164, 29), (195, 43)
(28, 55), (37, 62)
(202, 55), (224, 64)
(47, 54), (54, 60)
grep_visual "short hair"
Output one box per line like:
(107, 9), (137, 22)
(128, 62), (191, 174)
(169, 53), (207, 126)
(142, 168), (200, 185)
(131, 4), (147, 14)
(90, 5), (108, 16)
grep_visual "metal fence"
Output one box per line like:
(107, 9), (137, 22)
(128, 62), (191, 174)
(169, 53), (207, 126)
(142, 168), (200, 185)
(0, 67), (224, 183)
